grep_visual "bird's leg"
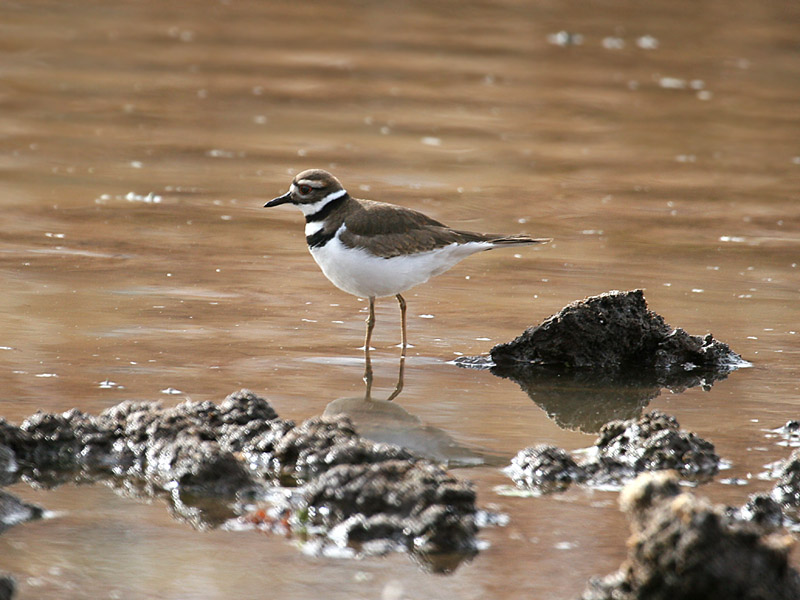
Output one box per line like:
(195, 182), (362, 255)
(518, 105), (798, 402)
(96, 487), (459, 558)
(396, 293), (407, 354)
(364, 296), (376, 351)
(363, 297), (376, 398)
(363, 344), (374, 400)
(386, 353), (405, 402)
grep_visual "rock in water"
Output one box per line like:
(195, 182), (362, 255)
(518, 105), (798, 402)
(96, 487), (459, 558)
(506, 411), (719, 493)
(491, 289), (745, 378)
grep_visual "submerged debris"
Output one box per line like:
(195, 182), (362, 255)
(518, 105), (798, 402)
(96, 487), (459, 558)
(0, 390), (480, 569)
(580, 471), (800, 600)
(506, 411), (719, 493)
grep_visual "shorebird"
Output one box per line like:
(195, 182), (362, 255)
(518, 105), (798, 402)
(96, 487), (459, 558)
(265, 169), (550, 352)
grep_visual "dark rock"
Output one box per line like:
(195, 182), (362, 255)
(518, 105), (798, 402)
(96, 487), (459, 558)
(143, 431), (253, 495)
(235, 419), (296, 472)
(0, 574), (14, 600)
(0, 490), (44, 534)
(727, 493), (785, 532)
(0, 393), (282, 495)
(457, 291), (745, 433)
(769, 448), (800, 511)
(579, 471), (800, 600)
(490, 290), (744, 381)
(0, 445), (17, 487)
(216, 389), (285, 454)
(592, 411), (719, 481)
(301, 459), (477, 556)
(218, 389), (279, 425)
(508, 411), (719, 494)
(17, 409), (108, 470)
(1, 390), (482, 566)
(269, 415), (359, 483)
(505, 444), (586, 492)
(266, 414), (414, 484)
(756, 446), (800, 527)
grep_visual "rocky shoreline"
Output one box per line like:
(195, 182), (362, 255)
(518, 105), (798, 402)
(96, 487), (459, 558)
(3, 290), (792, 599)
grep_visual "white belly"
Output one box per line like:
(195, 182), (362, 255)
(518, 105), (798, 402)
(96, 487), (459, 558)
(309, 226), (490, 298)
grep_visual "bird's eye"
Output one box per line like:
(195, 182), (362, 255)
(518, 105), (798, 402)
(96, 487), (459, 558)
(298, 185), (312, 195)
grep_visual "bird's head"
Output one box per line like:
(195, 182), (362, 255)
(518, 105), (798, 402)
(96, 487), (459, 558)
(265, 169), (347, 210)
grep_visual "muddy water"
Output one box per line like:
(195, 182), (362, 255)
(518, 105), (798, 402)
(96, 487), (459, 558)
(1, 1), (799, 598)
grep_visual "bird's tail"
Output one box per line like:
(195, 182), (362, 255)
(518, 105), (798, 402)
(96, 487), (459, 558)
(487, 234), (551, 247)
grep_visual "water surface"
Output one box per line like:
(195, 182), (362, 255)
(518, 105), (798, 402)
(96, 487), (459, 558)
(1, 1), (799, 598)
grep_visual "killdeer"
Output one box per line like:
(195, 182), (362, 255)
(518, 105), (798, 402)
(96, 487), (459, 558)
(265, 169), (550, 352)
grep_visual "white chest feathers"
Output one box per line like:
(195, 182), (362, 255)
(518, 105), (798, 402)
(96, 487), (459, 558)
(308, 224), (490, 298)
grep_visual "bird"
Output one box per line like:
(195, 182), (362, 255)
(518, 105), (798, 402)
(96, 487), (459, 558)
(264, 169), (550, 352)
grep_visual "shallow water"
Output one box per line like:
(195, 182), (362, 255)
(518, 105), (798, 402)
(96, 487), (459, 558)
(2, 0), (800, 597)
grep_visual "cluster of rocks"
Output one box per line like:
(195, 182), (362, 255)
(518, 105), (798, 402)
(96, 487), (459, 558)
(485, 292), (800, 598)
(762, 445), (800, 525)
(503, 411), (800, 599)
(4, 289), (793, 598)
(0, 390), (478, 568)
(580, 471), (800, 600)
(505, 411), (720, 494)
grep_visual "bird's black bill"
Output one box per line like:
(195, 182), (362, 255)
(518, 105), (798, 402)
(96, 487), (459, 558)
(264, 191), (292, 207)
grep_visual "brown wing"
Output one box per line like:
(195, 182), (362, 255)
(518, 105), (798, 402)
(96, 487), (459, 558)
(339, 199), (493, 258)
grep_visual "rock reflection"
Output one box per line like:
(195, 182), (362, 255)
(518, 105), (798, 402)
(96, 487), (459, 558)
(492, 364), (660, 433)
(465, 289), (746, 432)
(457, 356), (732, 434)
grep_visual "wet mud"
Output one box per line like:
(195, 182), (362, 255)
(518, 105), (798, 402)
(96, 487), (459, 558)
(0, 390), (480, 572)
(506, 411), (720, 494)
(580, 471), (800, 600)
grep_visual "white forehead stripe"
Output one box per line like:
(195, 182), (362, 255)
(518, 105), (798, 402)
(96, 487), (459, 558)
(298, 188), (348, 217)
(295, 179), (326, 189)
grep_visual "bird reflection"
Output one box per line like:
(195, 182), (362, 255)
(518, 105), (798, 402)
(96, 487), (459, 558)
(363, 342), (405, 401)
(327, 349), (503, 468)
